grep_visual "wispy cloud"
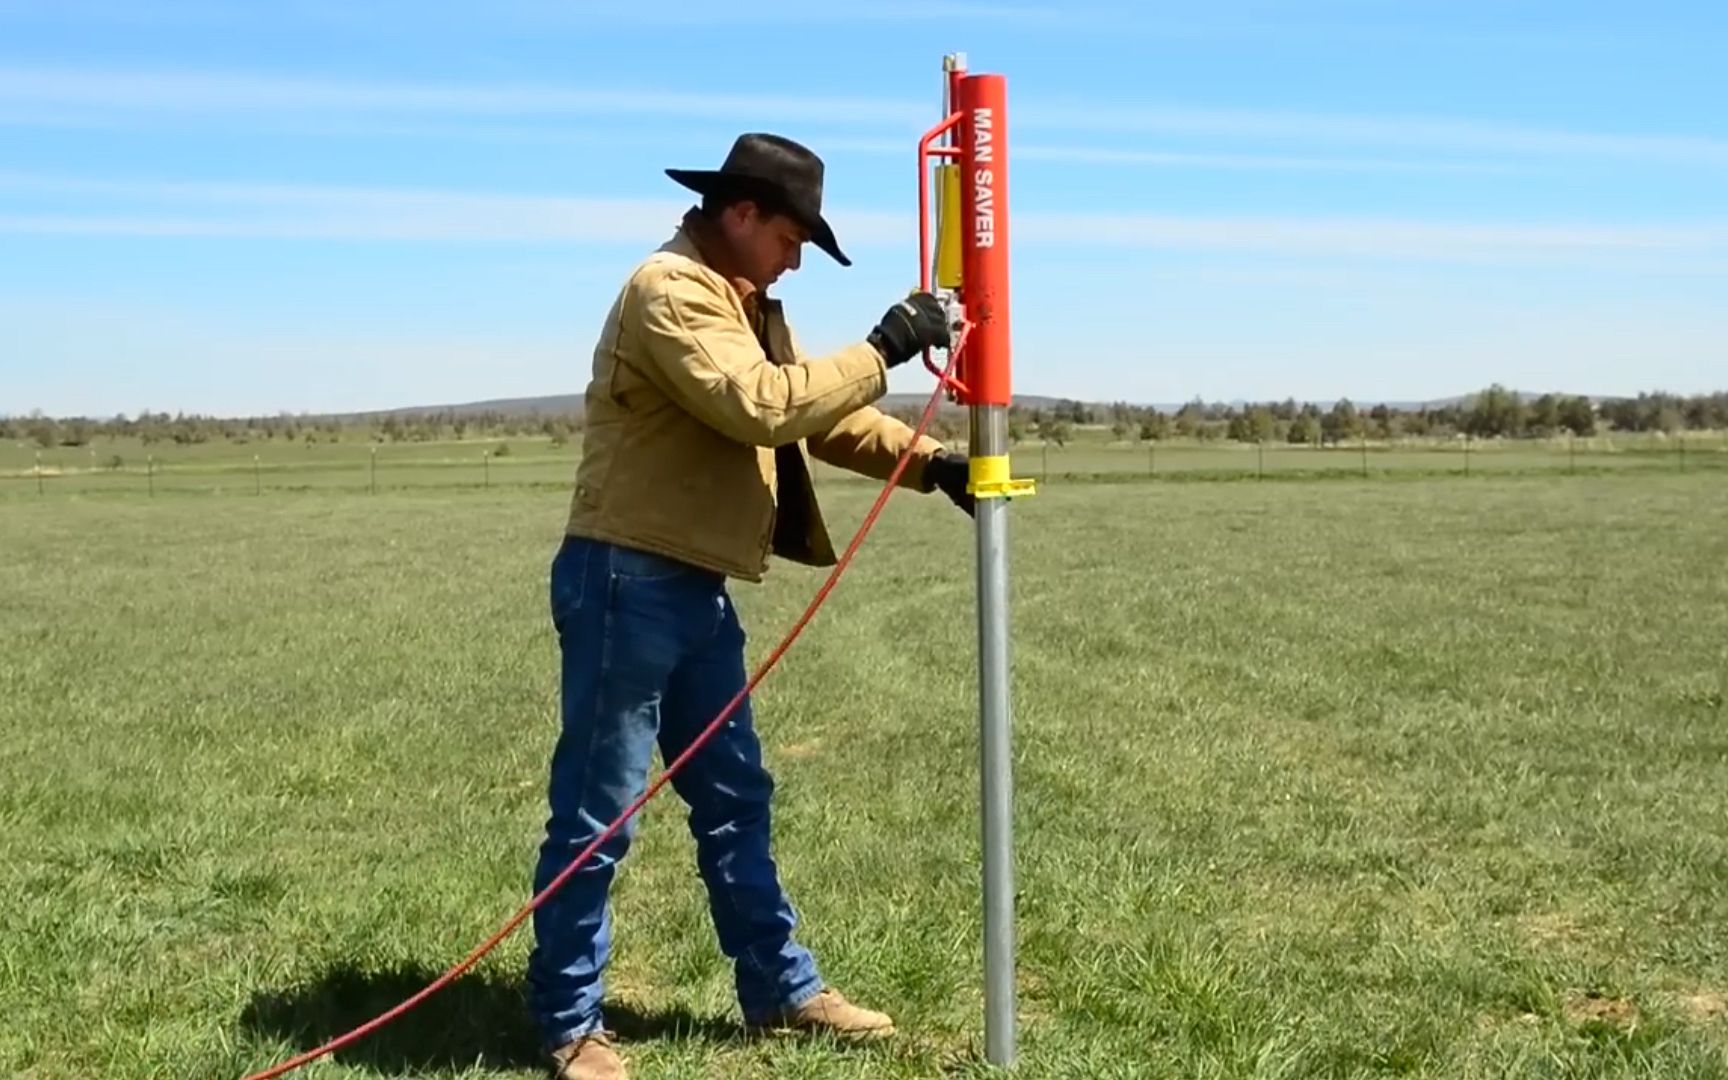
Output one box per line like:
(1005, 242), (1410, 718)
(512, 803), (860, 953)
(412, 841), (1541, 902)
(0, 173), (905, 242)
(17, 1), (1650, 46)
(1024, 102), (1728, 167)
(1009, 144), (1524, 174)
(0, 66), (925, 126)
(5, 64), (1727, 171)
(755, 135), (1523, 174)
(1013, 212), (1728, 264)
(4, 174), (1725, 268)
(498, 0), (1073, 23)
(0, 0), (1071, 27)
(0, 109), (1519, 178)
(0, 211), (659, 242)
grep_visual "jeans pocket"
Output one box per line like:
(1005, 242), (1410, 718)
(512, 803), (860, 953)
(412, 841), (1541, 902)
(549, 537), (591, 626)
(608, 544), (705, 584)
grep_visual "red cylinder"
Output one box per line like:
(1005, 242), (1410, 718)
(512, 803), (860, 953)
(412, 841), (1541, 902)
(957, 73), (1010, 406)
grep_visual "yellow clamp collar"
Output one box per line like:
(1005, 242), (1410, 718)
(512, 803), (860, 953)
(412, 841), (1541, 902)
(967, 454), (1036, 499)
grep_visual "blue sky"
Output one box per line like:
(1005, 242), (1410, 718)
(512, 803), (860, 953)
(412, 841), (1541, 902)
(1, 0), (1725, 417)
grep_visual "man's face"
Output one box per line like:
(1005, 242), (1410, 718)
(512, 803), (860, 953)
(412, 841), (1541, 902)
(722, 202), (809, 288)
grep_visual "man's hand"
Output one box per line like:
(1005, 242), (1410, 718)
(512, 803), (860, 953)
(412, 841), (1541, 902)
(868, 291), (951, 369)
(923, 451), (975, 517)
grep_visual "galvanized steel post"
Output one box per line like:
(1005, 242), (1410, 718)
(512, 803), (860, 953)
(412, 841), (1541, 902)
(924, 53), (1034, 1068)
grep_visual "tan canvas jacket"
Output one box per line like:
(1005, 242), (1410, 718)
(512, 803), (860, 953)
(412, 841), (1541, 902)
(563, 211), (946, 582)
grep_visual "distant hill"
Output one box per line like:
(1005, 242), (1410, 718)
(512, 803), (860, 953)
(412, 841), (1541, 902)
(348, 392), (1072, 421)
(344, 388), (1615, 423)
(349, 393), (587, 420)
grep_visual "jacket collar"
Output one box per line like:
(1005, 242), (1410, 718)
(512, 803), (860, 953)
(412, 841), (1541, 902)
(671, 206), (762, 311)
(666, 209), (800, 370)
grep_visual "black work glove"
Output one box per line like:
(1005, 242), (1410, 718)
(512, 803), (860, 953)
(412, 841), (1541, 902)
(868, 291), (951, 368)
(923, 451), (975, 517)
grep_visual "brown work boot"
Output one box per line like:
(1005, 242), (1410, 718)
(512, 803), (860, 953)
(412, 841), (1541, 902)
(749, 987), (896, 1041)
(548, 1030), (627, 1080)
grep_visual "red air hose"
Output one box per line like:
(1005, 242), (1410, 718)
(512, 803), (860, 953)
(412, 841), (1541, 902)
(242, 335), (966, 1079)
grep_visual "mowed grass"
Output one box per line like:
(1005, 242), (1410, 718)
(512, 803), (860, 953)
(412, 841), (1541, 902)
(3, 472), (1727, 1078)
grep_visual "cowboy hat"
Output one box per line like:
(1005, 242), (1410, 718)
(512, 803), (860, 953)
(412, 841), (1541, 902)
(666, 133), (851, 267)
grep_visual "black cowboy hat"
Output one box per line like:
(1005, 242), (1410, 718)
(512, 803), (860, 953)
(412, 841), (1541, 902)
(666, 133), (851, 267)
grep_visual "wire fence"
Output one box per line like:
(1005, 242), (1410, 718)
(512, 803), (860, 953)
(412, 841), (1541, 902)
(1014, 432), (1728, 484)
(3, 432), (1725, 500)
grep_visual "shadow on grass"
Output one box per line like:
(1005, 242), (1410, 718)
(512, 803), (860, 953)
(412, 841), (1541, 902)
(238, 961), (740, 1075)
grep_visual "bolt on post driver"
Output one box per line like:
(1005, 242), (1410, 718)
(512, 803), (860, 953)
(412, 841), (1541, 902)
(919, 51), (1036, 1068)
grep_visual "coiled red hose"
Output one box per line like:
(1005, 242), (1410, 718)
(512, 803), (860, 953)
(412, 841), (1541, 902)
(242, 336), (965, 1079)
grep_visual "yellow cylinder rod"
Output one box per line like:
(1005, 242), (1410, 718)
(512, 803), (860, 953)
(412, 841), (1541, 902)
(935, 162), (964, 289)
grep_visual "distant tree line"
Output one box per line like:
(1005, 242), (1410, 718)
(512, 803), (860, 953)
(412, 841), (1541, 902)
(0, 408), (584, 450)
(5, 386), (1726, 451)
(997, 386), (1728, 446)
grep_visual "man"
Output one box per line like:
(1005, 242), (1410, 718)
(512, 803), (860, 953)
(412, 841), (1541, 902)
(527, 133), (975, 1079)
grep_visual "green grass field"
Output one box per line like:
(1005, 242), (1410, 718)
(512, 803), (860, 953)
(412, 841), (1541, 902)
(4, 465), (1727, 1077)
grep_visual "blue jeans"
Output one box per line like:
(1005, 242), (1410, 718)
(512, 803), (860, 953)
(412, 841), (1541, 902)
(526, 535), (824, 1048)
